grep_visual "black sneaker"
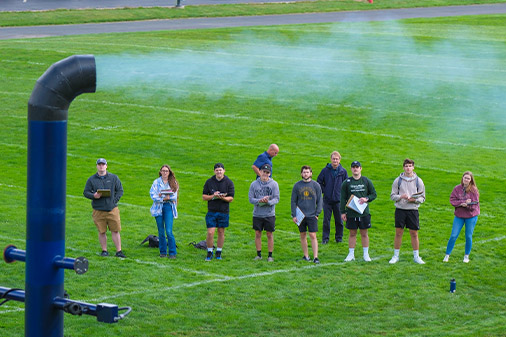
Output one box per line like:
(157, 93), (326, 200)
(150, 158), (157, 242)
(322, 240), (329, 245)
(215, 251), (222, 260)
(115, 251), (126, 258)
(313, 257), (320, 264)
(205, 251), (213, 261)
(100, 251), (109, 257)
(301, 256), (311, 262)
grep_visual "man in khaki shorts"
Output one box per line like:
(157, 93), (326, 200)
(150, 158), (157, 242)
(83, 158), (126, 258)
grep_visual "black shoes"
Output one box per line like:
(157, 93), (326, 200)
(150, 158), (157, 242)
(115, 251), (126, 258)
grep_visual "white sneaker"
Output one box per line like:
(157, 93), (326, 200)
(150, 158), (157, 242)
(363, 254), (371, 262)
(463, 255), (470, 263)
(344, 253), (355, 262)
(389, 255), (399, 264)
(413, 256), (425, 264)
(443, 255), (449, 262)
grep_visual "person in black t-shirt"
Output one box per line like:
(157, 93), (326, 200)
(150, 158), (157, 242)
(202, 163), (235, 261)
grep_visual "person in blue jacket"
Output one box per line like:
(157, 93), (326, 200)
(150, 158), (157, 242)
(317, 151), (348, 244)
(150, 164), (179, 259)
(252, 144), (279, 178)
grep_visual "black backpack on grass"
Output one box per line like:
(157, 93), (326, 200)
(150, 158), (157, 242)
(140, 235), (159, 248)
(189, 240), (213, 249)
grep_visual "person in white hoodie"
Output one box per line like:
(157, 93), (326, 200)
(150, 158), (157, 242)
(248, 164), (280, 262)
(389, 159), (426, 264)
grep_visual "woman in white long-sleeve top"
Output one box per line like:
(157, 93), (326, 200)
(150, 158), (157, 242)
(150, 165), (179, 258)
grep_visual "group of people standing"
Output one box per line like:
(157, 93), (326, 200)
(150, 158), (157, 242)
(82, 146), (480, 265)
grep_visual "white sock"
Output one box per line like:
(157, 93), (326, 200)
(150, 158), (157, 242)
(363, 247), (369, 255)
(216, 248), (222, 252)
(348, 248), (355, 255)
(394, 249), (400, 257)
(207, 248), (213, 252)
(413, 250), (419, 258)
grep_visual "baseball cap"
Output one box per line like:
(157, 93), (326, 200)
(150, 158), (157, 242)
(260, 164), (272, 172)
(214, 163), (225, 169)
(96, 158), (107, 165)
(351, 161), (361, 167)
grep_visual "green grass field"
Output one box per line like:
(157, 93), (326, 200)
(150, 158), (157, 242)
(1, 13), (505, 337)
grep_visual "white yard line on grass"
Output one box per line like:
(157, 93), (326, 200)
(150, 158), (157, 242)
(91, 255), (390, 302)
(2, 236), (506, 311)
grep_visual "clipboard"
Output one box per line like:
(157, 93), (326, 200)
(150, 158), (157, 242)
(295, 207), (305, 226)
(346, 194), (367, 214)
(97, 189), (111, 197)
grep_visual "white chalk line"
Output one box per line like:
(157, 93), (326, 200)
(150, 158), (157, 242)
(1, 137), (504, 184)
(3, 96), (502, 152)
(0, 234), (226, 279)
(2, 81), (505, 129)
(2, 68), (503, 111)
(84, 233), (506, 302)
(1, 236), (505, 311)
(90, 254), (391, 302)
(11, 39), (506, 76)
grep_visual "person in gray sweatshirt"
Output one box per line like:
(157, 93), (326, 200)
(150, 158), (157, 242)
(248, 164), (280, 262)
(291, 165), (323, 264)
(389, 158), (426, 265)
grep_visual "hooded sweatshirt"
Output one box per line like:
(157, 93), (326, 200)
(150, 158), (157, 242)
(390, 172), (425, 210)
(248, 177), (280, 218)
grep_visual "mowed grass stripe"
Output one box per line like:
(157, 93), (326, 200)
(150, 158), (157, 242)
(1, 15), (505, 337)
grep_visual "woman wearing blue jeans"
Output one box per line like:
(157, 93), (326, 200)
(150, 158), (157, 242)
(443, 171), (480, 263)
(150, 165), (179, 258)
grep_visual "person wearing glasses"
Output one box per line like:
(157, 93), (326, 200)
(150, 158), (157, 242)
(150, 164), (179, 259)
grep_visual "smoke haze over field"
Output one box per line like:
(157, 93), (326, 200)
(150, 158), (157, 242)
(96, 22), (505, 124)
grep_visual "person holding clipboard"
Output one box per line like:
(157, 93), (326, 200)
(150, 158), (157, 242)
(83, 158), (125, 258)
(443, 171), (480, 263)
(340, 161), (377, 262)
(291, 165), (323, 264)
(150, 164), (179, 259)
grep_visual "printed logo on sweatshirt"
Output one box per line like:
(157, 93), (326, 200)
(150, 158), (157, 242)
(350, 184), (366, 193)
(301, 187), (316, 200)
(254, 186), (273, 198)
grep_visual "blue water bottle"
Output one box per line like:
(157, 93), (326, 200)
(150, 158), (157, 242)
(450, 279), (456, 293)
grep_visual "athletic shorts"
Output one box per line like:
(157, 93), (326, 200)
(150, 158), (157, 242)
(253, 216), (276, 232)
(206, 212), (229, 228)
(345, 214), (372, 230)
(298, 216), (318, 233)
(395, 209), (420, 230)
(92, 207), (121, 234)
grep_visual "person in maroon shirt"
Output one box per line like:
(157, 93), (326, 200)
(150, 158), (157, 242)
(443, 171), (480, 263)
